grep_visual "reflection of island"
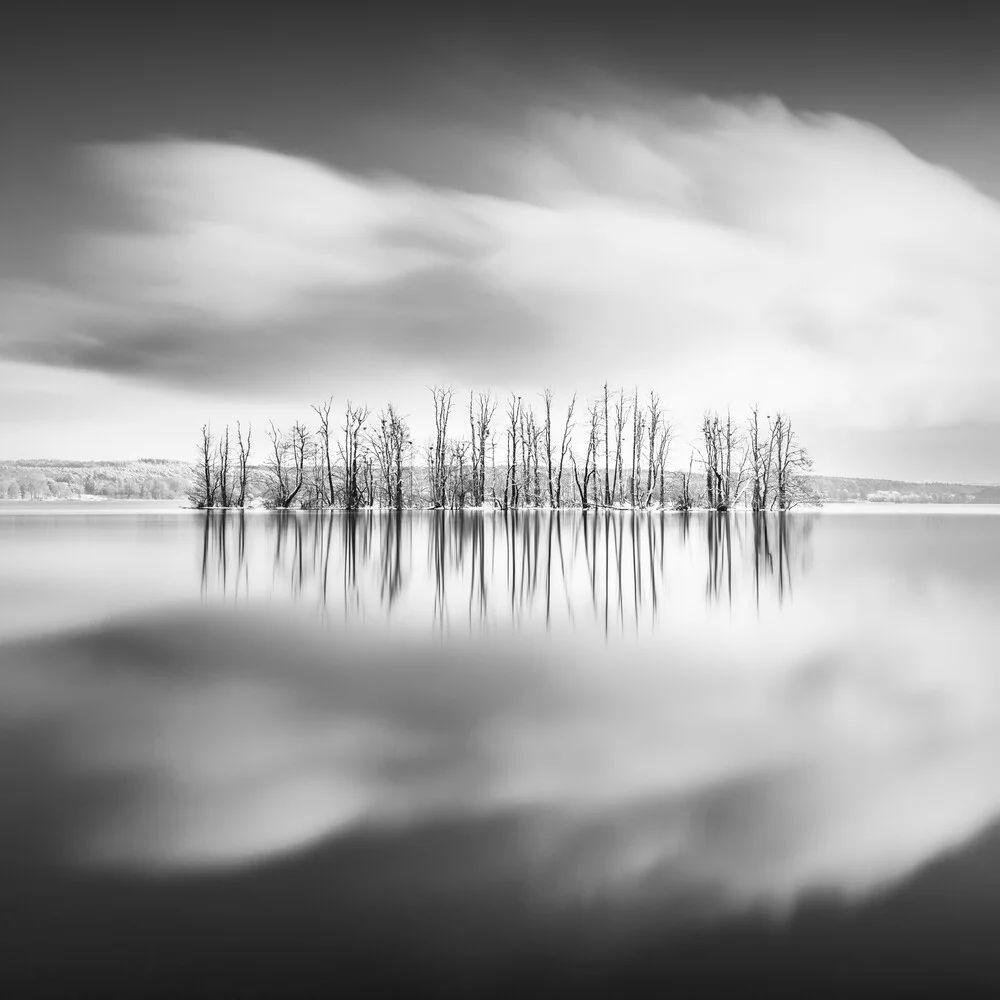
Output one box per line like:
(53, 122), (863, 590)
(704, 512), (815, 608)
(199, 509), (248, 601)
(749, 512), (814, 606)
(199, 510), (814, 630)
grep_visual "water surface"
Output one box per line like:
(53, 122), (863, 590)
(2, 506), (1000, 996)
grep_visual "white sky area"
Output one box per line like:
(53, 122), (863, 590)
(3, 93), (1000, 479)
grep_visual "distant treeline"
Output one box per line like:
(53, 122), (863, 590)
(187, 386), (819, 511)
(3, 461), (990, 506)
(0, 460), (193, 500)
(808, 476), (986, 504)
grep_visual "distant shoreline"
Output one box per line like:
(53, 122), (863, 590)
(3, 498), (1000, 515)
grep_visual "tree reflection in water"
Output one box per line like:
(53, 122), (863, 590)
(199, 509), (815, 633)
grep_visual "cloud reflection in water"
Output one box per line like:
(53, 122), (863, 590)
(3, 510), (1000, 927)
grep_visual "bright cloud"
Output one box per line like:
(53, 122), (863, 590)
(4, 94), (1000, 429)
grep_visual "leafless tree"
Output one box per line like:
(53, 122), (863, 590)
(572, 399), (601, 509)
(360, 451), (374, 507)
(629, 388), (645, 507)
(340, 402), (370, 510)
(702, 412), (721, 509)
(489, 434), (500, 507)
(312, 397), (336, 506)
(502, 393), (522, 509)
(602, 382), (611, 505)
(289, 421), (310, 507)
(428, 386), (454, 508)
(371, 404), (409, 509)
(266, 420), (307, 508)
(188, 424), (218, 508)
(644, 392), (672, 507)
(747, 405), (776, 512)
(555, 393), (575, 508)
(519, 402), (542, 506)
(543, 388), (555, 507)
(611, 388), (630, 505)
(306, 438), (326, 508)
(216, 425), (232, 508)
(450, 440), (471, 508)
(771, 412), (817, 509)
(701, 409), (749, 510)
(674, 455), (696, 511)
(235, 421), (252, 508)
(468, 391), (496, 508)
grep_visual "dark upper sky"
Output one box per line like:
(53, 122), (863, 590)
(5, 2), (1000, 178)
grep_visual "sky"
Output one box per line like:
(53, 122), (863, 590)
(2, 1), (1000, 481)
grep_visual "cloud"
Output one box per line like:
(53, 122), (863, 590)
(4, 93), (1000, 427)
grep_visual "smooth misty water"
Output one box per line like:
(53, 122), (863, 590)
(2, 504), (1000, 997)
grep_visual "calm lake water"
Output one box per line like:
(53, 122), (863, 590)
(3, 503), (1000, 997)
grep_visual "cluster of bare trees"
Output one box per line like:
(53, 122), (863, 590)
(188, 386), (816, 510)
(693, 406), (816, 512)
(567, 388), (674, 510)
(187, 423), (253, 509)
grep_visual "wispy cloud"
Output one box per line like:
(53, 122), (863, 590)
(4, 93), (1000, 428)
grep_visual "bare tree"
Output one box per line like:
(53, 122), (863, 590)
(572, 399), (601, 509)
(747, 405), (776, 512)
(701, 409), (749, 510)
(555, 393), (576, 508)
(306, 437), (326, 507)
(371, 404), (410, 509)
(543, 388), (555, 507)
(450, 440), (471, 508)
(428, 386), (454, 508)
(290, 421), (310, 508)
(468, 391), (496, 507)
(656, 423), (672, 507)
(519, 402), (542, 506)
(644, 392), (672, 507)
(611, 388), (629, 505)
(503, 393), (522, 509)
(771, 412), (817, 509)
(629, 387), (645, 507)
(722, 409), (750, 509)
(312, 397), (336, 507)
(674, 455), (696, 511)
(188, 424), (218, 508)
(340, 402), (371, 510)
(602, 382), (611, 505)
(489, 434), (499, 507)
(217, 425), (232, 508)
(235, 421), (252, 508)
(266, 420), (307, 508)
(360, 451), (374, 507)
(701, 412), (721, 509)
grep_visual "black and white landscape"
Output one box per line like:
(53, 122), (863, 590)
(3, 3), (1000, 997)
